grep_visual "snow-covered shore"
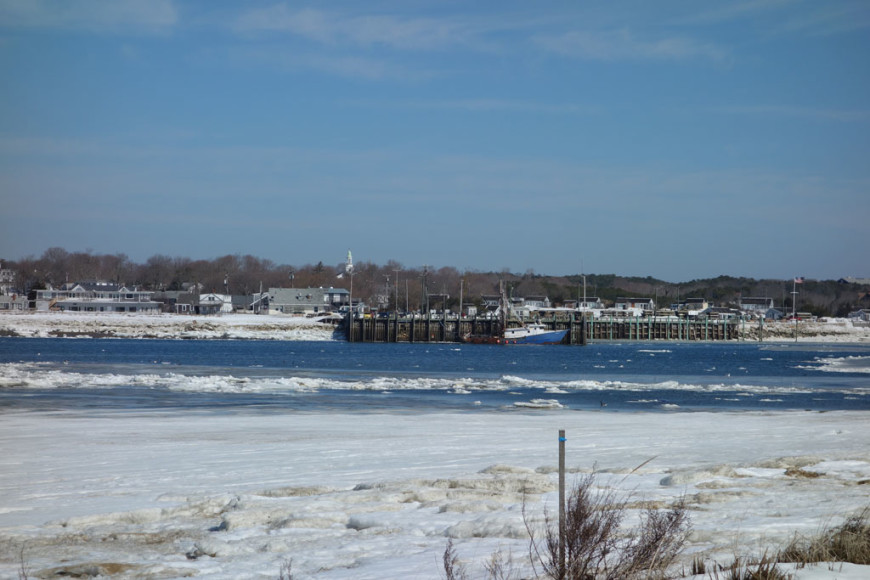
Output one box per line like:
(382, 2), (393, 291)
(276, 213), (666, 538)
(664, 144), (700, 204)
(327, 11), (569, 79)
(0, 311), (337, 341)
(2, 311), (869, 342)
(739, 317), (870, 343)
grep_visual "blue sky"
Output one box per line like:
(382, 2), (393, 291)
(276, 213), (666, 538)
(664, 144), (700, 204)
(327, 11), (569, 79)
(1, 0), (868, 282)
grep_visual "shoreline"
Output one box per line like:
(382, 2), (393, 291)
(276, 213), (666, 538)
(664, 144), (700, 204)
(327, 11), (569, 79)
(0, 311), (338, 341)
(2, 311), (869, 343)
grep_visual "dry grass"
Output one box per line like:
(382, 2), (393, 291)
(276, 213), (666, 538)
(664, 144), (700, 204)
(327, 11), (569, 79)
(708, 553), (790, 580)
(443, 539), (470, 580)
(778, 506), (870, 566)
(700, 505), (870, 580)
(276, 558), (293, 580)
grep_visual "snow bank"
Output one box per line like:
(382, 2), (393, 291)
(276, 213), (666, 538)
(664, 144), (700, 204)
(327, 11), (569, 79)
(1, 410), (868, 579)
(0, 311), (337, 341)
(738, 318), (870, 343)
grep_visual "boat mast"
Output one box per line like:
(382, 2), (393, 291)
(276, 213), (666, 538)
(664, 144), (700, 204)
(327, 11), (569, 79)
(498, 280), (508, 337)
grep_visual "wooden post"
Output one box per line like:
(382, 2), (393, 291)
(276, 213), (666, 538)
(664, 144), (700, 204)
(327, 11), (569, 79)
(569, 314), (574, 345)
(558, 429), (566, 579)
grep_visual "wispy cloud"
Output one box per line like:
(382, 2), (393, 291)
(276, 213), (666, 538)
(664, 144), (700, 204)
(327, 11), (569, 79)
(534, 28), (728, 62)
(778, 1), (870, 36)
(0, 0), (178, 33)
(395, 99), (597, 115)
(716, 105), (870, 122)
(234, 6), (478, 52)
(215, 45), (430, 81)
(674, 0), (798, 25)
(676, 0), (870, 37)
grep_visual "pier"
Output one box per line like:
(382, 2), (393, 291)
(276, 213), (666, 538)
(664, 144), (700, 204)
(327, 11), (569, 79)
(344, 313), (738, 344)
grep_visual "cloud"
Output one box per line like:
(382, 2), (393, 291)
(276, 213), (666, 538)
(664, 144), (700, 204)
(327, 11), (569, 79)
(715, 105), (870, 122)
(234, 5), (476, 52)
(0, 0), (178, 33)
(676, 0), (870, 37)
(674, 0), (798, 25)
(534, 28), (728, 62)
(778, 1), (870, 36)
(218, 45), (427, 81)
(391, 99), (596, 114)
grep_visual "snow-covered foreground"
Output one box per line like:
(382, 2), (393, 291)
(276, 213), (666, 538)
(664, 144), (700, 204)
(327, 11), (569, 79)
(1, 410), (869, 579)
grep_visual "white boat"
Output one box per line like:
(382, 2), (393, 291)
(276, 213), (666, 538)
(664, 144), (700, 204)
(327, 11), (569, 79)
(502, 323), (568, 345)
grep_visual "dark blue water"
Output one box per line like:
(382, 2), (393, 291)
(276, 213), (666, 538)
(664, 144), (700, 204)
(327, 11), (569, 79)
(1, 338), (868, 413)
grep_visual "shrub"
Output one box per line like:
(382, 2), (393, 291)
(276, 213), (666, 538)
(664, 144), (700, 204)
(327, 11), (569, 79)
(528, 471), (691, 580)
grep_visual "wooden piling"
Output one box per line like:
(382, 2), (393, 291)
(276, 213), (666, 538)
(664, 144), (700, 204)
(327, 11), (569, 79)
(343, 313), (738, 343)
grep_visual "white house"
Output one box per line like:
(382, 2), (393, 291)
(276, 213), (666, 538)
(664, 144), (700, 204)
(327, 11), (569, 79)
(614, 297), (654, 311)
(199, 293), (234, 314)
(522, 295), (551, 311)
(33, 281), (161, 313)
(0, 294), (27, 311)
(739, 297), (775, 313)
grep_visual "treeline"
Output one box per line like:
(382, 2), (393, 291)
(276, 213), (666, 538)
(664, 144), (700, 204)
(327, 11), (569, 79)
(4, 248), (868, 316)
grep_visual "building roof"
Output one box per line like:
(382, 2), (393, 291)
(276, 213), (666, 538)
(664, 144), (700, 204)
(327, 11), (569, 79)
(64, 281), (121, 292)
(739, 297), (774, 304)
(268, 287), (349, 305)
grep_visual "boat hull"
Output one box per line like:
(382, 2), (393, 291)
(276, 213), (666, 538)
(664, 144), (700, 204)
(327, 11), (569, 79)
(502, 329), (568, 345)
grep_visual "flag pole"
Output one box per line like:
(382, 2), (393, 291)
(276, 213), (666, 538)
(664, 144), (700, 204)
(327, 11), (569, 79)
(791, 277), (801, 342)
(793, 278), (797, 342)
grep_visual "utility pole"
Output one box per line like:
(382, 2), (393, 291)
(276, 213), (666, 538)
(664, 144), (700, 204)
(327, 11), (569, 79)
(383, 274), (390, 312)
(420, 265), (429, 314)
(792, 277), (802, 342)
(393, 268), (401, 313)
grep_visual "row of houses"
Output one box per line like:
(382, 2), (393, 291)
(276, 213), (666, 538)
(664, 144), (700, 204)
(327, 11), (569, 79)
(475, 293), (793, 320)
(0, 281), (353, 316)
(4, 277), (868, 322)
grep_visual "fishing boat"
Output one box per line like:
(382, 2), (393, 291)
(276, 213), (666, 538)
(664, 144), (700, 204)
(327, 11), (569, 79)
(460, 283), (568, 345)
(460, 324), (567, 344)
(502, 323), (568, 345)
